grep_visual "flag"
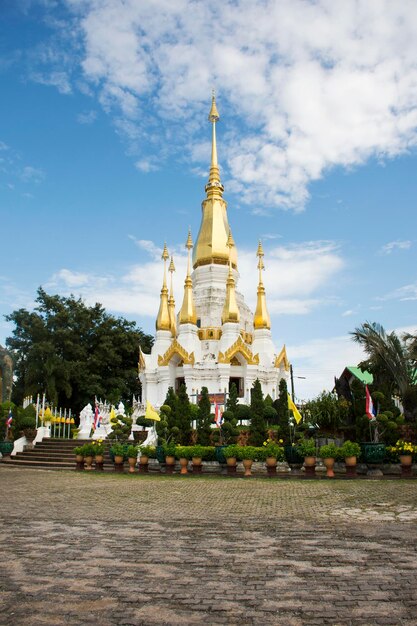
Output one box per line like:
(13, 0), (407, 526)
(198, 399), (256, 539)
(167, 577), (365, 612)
(145, 400), (160, 421)
(109, 407), (116, 421)
(6, 407), (13, 429)
(287, 393), (302, 424)
(365, 386), (377, 420)
(214, 402), (223, 427)
(93, 403), (101, 430)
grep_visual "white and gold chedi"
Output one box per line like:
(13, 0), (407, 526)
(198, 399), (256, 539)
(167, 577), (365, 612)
(139, 95), (289, 406)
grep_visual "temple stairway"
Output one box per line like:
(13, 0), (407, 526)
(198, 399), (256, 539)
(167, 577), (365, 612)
(1, 439), (111, 470)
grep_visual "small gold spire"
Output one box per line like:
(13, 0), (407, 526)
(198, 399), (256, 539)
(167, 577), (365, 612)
(254, 240), (271, 330)
(179, 230), (197, 325)
(156, 243), (171, 331)
(222, 230), (240, 324)
(168, 256), (176, 337)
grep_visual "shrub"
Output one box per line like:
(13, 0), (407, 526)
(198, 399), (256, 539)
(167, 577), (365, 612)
(138, 445), (155, 458)
(126, 444), (138, 459)
(319, 443), (340, 459)
(175, 446), (194, 460)
(223, 445), (240, 459)
(340, 440), (361, 459)
(296, 438), (316, 457)
(110, 442), (126, 458)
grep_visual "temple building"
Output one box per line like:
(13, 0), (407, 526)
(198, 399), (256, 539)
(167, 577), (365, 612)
(139, 96), (289, 406)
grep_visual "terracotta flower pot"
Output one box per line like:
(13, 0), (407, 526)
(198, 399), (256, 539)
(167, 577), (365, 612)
(226, 457), (237, 466)
(165, 455), (175, 465)
(192, 457), (202, 465)
(179, 457), (188, 474)
(242, 458), (253, 477)
(304, 456), (316, 467)
(399, 454), (412, 466)
(128, 457), (137, 473)
(85, 455), (93, 470)
(95, 455), (104, 464)
(323, 457), (335, 478)
(345, 456), (357, 477)
(345, 456), (357, 466)
(139, 455), (149, 465)
(266, 456), (277, 467)
(75, 454), (84, 463)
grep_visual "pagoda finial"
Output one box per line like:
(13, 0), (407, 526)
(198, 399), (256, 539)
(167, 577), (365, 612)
(254, 240), (271, 330)
(179, 230), (197, 325)
(222, 230), (240, 324)
(206, 91), (223, 195)
(168, 255), (176, 337)
(156, 243), (171, 331)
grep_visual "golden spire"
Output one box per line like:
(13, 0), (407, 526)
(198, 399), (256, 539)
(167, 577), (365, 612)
(156, 243), (171, 331)
(253, 240), (271, 330)
(222, 230), (240, 324)
(168, 255), (176, 337)
(193, 93), (238, 270)
(179, 230), (197, 325)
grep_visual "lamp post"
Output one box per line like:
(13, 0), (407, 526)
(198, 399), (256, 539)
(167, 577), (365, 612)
(290, 364), (306, 402)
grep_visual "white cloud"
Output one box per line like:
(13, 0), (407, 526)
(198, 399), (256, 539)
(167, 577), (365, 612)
(382, 282), (417, 302)
(20, 166), (45, 184)
(77, 109), (97, 124)
(380, 240), (412, 255)
(27, 0), (417, 210)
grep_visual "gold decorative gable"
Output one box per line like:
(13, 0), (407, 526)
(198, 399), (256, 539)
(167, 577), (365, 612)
(274, 345), (290, 371)
(218, 336), (259, 365)
(158, 339), (195, 367)
(138, 348), (146, 372)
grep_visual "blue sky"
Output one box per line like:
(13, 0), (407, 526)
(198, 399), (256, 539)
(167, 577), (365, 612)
(1, 0), (416, 399)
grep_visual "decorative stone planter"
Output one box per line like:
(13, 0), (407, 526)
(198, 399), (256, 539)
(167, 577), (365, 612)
(165, 455), (175, 474)
(323, 457), (335, 478)
(0, 442), (14, 458)
(304, 456), (316, 477)
(192, 457), (203, 474)
(345, 456), (357, 477)
(399, 454), (413, 477)
(361, 442), (386, 476)
(284, 445), (304, 473)
(266, 457), (277, 477)
(242, 459), (253, 477)
(128, 457), (137, 473)
(139, 455), (149, 473)
(114, 455), (124, 472)
(226, 457), (237, 475)
(179, 458), (188, 474)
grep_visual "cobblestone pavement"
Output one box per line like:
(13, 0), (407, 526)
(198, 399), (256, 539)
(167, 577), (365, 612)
(1, 467), (417, 626)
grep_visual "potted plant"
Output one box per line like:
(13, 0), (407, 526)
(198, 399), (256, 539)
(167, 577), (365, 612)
(340, 440), (361, 476)
(190, 445), (205, 473)
(223, 444), (240, 474)
(138, 444), (155, 466)
(110, 442), (126, 471)
(92, 439), (105, 469)
(296, 438), (317, 476)
(319, 443), (340, 478)
(391, 440), (416, 476)
(236, 446), (258, 477)
(163, 442), (177, 473)
(126, 444), (138, 473)
(175, 446), (193, 474)
(74, 445), (85, 471)
(81, 443), (95, 470)
(262, 439), (285, 476)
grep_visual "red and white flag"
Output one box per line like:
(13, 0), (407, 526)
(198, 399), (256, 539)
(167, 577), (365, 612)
(365, 386), (377, 420)
(93, 403), (101, 430)
(6, 407), (13, 429)
(214, 403), (223, 427)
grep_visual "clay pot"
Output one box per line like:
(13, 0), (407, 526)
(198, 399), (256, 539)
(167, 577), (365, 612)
(75, 454), (84, 463)
(85, 455), (93, 470)
(345, 456), (357, 466)
(139, 455), (149, 465)
(399, 454), (412, 466)
(95, 455), (104, 464)
(226, 457), (237, 467)
(192, 457), (202, 466)
(266, 456), (277, 467)
(344, 456), (357, 477)
(179, 457), (188, 474)
(128, 457), (137, 473)
(304, 456), (316, 467)
(323, 457), (335, 478)
(165, 455), (175, 465)
(242, 458), (253, 477)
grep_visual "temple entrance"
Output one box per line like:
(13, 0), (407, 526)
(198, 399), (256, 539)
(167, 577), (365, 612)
(229, 377), (244, 398)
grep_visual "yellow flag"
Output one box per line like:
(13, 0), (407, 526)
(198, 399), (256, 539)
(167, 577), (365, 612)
(288, 393), (302, 424)
(109, 407), (116, 421)
(145, 400), (161, 422)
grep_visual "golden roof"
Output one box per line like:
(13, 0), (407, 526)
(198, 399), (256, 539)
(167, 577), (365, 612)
(193, 94), (238, 270)
(156, 243), (171, 331)
(221, 230), (240, 324)
(179, 230), (197, 325)
(253, 240), (271, 330)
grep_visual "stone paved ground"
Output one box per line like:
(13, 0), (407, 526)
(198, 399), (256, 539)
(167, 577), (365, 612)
(1, 467), (417, 626)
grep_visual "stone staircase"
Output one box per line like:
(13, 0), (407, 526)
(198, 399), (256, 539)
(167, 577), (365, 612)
(2, 439), (111, 470)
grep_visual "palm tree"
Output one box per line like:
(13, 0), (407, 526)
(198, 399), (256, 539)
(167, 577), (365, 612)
(351, 322), (416, 420)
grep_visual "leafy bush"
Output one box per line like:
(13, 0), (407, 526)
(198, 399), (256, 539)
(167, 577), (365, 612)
(126, 444), (138, 459)
(110, 442), (126, 458)
(340, 440), (361, 459)
(296, 438), (316, 457)
(138, 445), (155, 458)
(223, 445), (241, 459)
(319, 443), (340, 459)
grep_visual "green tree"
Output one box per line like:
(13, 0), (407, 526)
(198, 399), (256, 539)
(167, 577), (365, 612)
(5, 288), (153, 415)
(196, 386), (212, 445)
(274, 378), (290, 442)
(303, 391), (350, 436)
(226, 383), (239, 416)
(176, 384), (192, 445)
(248, 379), (267, 446)
(351, 322), (416, 420)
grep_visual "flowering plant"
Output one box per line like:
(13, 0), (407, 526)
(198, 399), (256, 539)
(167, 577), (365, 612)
(390, 440), (416, 455)
(92, 439), (104, 456)
(262, 439), (285, 461)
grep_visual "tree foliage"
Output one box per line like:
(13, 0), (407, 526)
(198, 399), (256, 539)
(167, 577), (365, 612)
(274, 378), (290, 441)
(303, 391), (350, 435)
(351, 321), (416, 420)
(5, 288), (153, 415)
(196, 386), (212, 445)
(248, 379), (267, 446)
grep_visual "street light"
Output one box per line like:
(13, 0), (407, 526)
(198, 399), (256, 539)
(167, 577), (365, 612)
(290, 364), (306, 402)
